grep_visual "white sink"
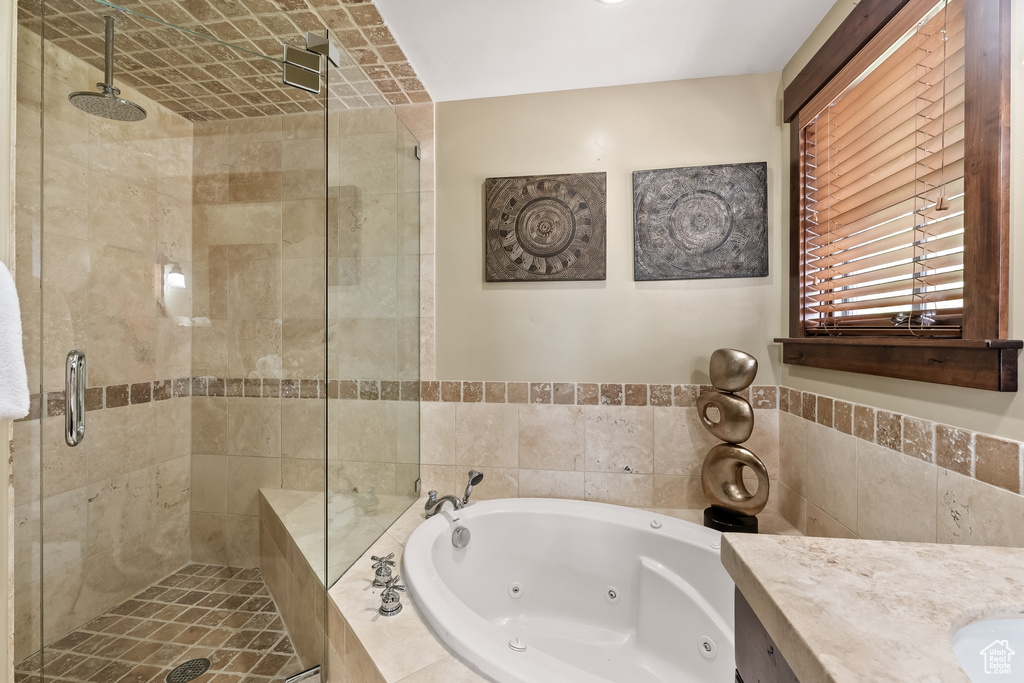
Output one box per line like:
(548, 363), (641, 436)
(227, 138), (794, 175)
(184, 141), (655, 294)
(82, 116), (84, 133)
(951, 618), (1024, 681)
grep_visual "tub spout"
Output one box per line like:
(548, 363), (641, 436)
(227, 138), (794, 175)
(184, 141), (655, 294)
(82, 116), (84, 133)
(425, 490), (463, 518)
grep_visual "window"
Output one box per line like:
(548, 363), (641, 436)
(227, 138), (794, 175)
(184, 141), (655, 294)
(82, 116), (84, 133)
(778, 0), (1018, 391)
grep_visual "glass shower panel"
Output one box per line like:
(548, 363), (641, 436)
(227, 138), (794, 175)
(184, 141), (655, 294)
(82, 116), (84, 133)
(14, 1), (329, 679)
(325, 57), (421, 587)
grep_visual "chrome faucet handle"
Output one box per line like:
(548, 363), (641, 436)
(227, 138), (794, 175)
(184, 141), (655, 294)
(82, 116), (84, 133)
(382, 574), (405, 593)
(370, 552), (396, 587)
(370, 553), (396, 569)
(378, 574), (406, 617)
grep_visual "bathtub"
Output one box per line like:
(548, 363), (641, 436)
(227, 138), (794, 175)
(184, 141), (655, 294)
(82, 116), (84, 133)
(402, 498), (735, 682)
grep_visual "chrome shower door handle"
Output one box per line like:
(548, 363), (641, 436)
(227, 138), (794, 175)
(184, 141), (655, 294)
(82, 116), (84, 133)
(65, 350), (86, 447)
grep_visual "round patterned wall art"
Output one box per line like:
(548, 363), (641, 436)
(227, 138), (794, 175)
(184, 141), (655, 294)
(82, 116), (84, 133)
(485, 172), (607, 281)
(633, 162), (768, 281)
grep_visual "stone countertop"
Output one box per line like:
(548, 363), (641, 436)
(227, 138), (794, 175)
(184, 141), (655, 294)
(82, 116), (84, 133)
(722, 534), (1024, 682)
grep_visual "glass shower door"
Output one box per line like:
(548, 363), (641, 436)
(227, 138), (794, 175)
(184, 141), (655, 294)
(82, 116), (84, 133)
(14, 1), (330, 679)
(325, 52), (421, 588)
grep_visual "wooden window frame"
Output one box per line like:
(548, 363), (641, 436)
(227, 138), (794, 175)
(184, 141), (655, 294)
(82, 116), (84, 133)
(777, 0), (1020, 391)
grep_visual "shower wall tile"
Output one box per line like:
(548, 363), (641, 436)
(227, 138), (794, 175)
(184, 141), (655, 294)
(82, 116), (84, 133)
(282, 399), (327, 461)
(227, 456), (283, 517)
(282, 460), (327, 492)
(190, 511), (259, 568)
(191, 454), (228, 514)
(227, 398), (282, 458)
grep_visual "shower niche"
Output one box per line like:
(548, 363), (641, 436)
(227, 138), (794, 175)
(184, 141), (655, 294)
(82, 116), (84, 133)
(13, 1), (421, 680)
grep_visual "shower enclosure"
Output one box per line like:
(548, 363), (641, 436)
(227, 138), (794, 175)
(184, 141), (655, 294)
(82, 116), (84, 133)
(13, 0), (420, 679)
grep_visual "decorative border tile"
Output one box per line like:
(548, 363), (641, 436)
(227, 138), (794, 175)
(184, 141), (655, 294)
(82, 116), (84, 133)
(779, 386), (1024, 496)
(20, 379), (779, 421)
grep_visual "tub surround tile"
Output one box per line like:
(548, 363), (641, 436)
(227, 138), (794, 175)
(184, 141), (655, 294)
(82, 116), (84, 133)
(935, 425), (972, 476)
(455, 403), (517, 470)
(901, 416), (935, 463)
(778, 385), (1024, 548)
(600, 384), (623, 406)
(529, 383), (552, 405)
(576, 383), (599, 405)
(518, 405), (585, 472)
(650, 384), (672, 407)
(518, 470), (585, 499)
(484, 382), (506, 403)
(673, 384), (697, 408)
(583, 472), (653, 507)
(803, 424), (857, 531)
(856, 441), (936, 543)
(814, 396), (832, 427)
(875, 411), (902, 452)
(584, 406), (653, 474)
(937, 469), (1024, 547)
(974, 435), (1021, 494)
(506, 382), (529, 404)
(552, 383), (575, 405)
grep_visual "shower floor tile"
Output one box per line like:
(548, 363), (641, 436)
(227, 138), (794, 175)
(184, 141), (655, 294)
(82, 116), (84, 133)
(14, 564), (304, 683)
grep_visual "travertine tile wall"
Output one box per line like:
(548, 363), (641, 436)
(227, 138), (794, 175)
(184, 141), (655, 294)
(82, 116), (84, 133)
(395, 103), (435, 382)
(13, 31), (193, 660)
(419, 382), (781, 512)
(777, 387), (1024, 547)
(190, 103), (423, 565)
(328, 104), (421, 500)
(190, 111), (326, 568)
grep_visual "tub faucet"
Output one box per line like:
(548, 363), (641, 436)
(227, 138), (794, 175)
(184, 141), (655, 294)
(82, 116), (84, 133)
(425, 491), (463, 518)
(425, 470), (485, 518)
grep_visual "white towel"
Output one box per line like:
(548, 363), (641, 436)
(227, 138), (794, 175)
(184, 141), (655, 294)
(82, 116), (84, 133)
(0, 262), (29, 421)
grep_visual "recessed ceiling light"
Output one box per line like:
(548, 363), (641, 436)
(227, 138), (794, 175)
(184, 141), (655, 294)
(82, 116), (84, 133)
(595, 0), (629, 5)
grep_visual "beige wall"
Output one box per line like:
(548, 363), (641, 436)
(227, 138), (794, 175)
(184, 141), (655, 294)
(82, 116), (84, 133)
(435, 74), (784, 385)
(2, 0), (15, 679)
(778, 1), (1024, 442)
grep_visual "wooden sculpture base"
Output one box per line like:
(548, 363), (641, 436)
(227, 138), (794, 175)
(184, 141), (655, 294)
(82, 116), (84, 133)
(703, 506), (758, 534)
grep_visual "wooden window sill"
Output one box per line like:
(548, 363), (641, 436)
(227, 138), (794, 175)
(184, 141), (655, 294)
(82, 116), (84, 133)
(776, 337), (1023, 391)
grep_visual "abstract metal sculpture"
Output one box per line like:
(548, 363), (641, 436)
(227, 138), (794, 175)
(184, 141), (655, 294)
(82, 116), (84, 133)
(698, 349), (769, 533)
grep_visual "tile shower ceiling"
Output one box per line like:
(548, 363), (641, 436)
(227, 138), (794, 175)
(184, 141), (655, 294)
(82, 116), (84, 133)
(17, 0), (430, 120)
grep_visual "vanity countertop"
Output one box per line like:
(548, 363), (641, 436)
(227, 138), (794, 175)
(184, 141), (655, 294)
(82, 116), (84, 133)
(722, 534), (1024, 682)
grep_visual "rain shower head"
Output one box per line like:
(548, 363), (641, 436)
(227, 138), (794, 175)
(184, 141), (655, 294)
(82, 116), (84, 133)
(68, 15), (146, 122)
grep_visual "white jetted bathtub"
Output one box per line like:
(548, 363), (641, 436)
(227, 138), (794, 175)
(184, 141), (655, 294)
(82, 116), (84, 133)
(402, 498), (735, 682)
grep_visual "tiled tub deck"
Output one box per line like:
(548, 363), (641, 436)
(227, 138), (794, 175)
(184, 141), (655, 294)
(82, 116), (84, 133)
(260, 490), (800, 682)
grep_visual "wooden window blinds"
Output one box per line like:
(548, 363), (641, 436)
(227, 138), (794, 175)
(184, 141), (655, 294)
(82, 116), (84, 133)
(800, 0), (964, 337)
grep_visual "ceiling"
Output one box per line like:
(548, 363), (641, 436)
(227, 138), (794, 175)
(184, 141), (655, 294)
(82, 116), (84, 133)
(375, 0), (839, 102)
(17, 0), (429, 121)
